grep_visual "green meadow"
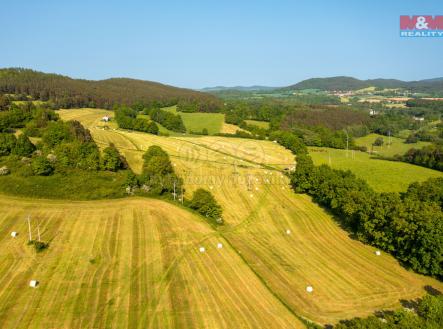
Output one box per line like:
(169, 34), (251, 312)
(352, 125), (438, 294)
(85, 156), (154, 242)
(163, 106), (224, 134)
(244, 120), (270, 129)
(308, 146), (443, 192)
(355, 133), (430, 157)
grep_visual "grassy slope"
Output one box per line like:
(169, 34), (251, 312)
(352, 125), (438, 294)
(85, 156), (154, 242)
(308, 146), (442, 192)
(0, 170), (129, 200)
(52, 108), (443, 325)
(0, 197), (300, 329)
(244, 120), (270, 129)
(219, 122), (242, 134)
(355, 133), (430, 157)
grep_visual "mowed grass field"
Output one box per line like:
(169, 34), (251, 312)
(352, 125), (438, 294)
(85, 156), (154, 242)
(308, 146), (443, 192)
(163, 106), (224, 135)
(50, 108), (443, 326)
(0, 197), (301, 329)
(244, 120), (270, 129)
(355, 133), (430, 157)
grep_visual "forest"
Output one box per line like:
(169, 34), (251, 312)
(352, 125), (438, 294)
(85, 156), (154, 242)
(0, 68), (221, 109)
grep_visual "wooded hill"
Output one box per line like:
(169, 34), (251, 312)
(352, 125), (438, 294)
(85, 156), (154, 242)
(0, 68), (221, 109)
(285, 76), (443, 93)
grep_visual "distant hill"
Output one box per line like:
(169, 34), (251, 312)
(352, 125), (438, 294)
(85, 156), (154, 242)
(285, 76), (443, 94)
(0, 68), (220, 109)
(201, 85), (278, 92)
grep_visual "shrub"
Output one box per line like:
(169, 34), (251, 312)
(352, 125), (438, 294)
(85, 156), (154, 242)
(133, 118), (159, 134)
(139, 145), (182, 195)
(101, 144), (127, 171)
(27, 240), (49, 253)
(269, 130), (307, 155)
(12, 134), (36, 157)
(373, 136), (384, 146)
(54, 141), (101, 171)
(125, 171), (139, 188)
(32, 157), (54, 176)
(189, 188), (223, 224)
(42, 121), (72, 147)
(405, 134), (419, 144)
(0, 133), (17, 155)
(149, 108), (186, 132)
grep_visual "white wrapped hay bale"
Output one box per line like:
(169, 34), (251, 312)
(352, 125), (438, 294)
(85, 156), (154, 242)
(29, 280), (39, 288)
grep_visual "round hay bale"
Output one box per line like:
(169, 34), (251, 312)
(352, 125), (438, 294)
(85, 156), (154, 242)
(306, 286), (313, 293)
(217, 243), (223, 249)
(29, 280), (39, 288)
(0, 166), (10, 176)
(11, 231), (18, 238)
(199, 247), (205, 253)
(286, 229), (291, 235)
(375, 250), (381, 256)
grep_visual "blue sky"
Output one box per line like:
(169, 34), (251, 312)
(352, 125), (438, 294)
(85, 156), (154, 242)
(1, 0), (442, 88)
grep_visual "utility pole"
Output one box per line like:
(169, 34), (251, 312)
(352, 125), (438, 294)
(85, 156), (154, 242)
(27, 215), (32, 242)
(37, 218), (41, 242)
(181, 186), (184, 205)
(344, 129), (349, 158)
(173, 180), (176, 201)
(388, 130), (391, 148)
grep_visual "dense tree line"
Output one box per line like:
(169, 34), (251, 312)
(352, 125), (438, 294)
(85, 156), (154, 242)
(0, 105), (128, 175)
(114, 106), (159, 134)
(267, 133), (443, 277)
(238, 122), (267, 139)
(149, 108), (186, 132)
(177, 99), (221, 113)
(0, 68), (220, 109)
(406, 98), (443, 110)
(334, 293), (443, 329)
(280, 107), (369, 131)
(0, 102), (35, 131)
(369, 110), (421, 136)
(269, 130), (307, 155)
(290, 155), (443, 277)
(189, 188), (223, 224)
(398, 145), (443, 171)
(223, 100), (369, 150)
